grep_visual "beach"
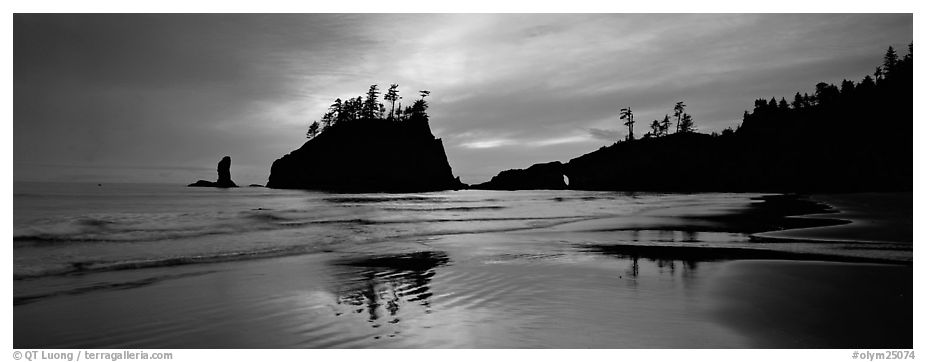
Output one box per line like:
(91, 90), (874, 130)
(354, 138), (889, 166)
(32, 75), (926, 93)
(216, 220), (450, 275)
(12, 12), (915, 352)
(13, 184), (912, 348)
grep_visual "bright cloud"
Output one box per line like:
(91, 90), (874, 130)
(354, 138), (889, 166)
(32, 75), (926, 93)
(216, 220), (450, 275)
(14, 14), (912, 184)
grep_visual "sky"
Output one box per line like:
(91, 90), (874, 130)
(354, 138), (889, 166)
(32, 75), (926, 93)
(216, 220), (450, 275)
(13, 13), (913, 185)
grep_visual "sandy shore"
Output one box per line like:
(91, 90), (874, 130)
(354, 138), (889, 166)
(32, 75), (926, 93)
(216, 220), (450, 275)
(708, 260), (911, 348)
(14, 193), (913, 348)
(15, 239), (912, 348)
(757, 192), (912, 244)
(15, 242), (751, 348)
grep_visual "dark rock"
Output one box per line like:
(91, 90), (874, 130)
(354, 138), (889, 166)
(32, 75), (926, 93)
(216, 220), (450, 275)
(267, 118), (465, 192)
(472, 161), (566, 190)
(216, 156), (234, 186)
(564, 133), (722, 191)
(474, 46), (911, 193)
(188, 156), (238, 188)
(188, 180), (216, 187)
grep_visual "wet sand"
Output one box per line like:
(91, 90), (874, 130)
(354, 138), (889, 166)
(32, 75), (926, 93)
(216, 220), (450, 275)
(13, 193), (913, 348)
(708, 260), (911, 348)
(15, 239), (912, 348)
(758, 193), (912, 244)
(15, 240), (752, 348)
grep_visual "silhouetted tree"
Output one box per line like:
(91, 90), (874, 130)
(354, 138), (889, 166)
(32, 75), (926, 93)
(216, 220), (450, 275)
(778, 98), (789, 110)
(736, 46), (909, 135)
(307, 121), (320, 139)
(840, 79), (855, 95)
(620, 107), (635, 141)
(304, 85), (435, 142)
(363, 84), (381, 119)
(343, 96), (363, 122)
(403, 90), (431, 121)
(754, 98), (768, 110)
(650, 120), (661, 136)
(673, 101), (686, 133)
(883, 46), (899, 77)
(384, 84), (400, 120)
(395, 103), (405, 121)
(321, 111), (334, 129)
(678, 113), (695, 133)
(793, 92), (804, 110)
(859, 75), (876, 91)
(660, 114), (671, 136)
(814, 83), (839, 107)
(330, 98), (344, 124)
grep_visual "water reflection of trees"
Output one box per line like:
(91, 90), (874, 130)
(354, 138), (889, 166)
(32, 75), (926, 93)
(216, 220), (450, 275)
(582, 245), (704, 279)
(618, 255), (699, 279)
(329, 251), (449, 325)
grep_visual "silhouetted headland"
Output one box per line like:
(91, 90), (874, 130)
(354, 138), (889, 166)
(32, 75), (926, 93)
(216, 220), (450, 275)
(479, 45), (912, 193)
(188, 156), (238, 188)
(267, 85), (465, 192)
(472, 161), (566, 190)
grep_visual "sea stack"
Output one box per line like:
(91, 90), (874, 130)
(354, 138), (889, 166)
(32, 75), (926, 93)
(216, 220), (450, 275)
(267, 84), (467, 192)
(267, 118), (464, 192)
(188, 156), (238, 188)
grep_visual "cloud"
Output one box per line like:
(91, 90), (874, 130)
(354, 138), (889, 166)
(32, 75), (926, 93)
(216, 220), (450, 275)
(459, 138), (517, 149)
(587, 128), (623, 141)
(459, 134), (595, 149)
(13, 14), (913, 185)
(527, 135), (595, 147)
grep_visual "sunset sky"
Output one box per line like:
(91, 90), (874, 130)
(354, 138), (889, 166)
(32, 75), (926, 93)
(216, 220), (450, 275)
(14, 13), (913, 184)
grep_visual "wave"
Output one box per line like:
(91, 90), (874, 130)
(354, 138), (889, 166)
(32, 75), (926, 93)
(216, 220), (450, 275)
(324, 196), (445, 204)
(13, 225), (281, 244)
(14, 213), (591, 244)
(381, 206), (507, 212)
(13, 245), (322, 280)
(14, 209), (321, 244)
(242, 212), (296, 222)
(14, 270), (218, 306)
(75, 218), (118, 227)
(551, 196), (607, 202)
(13, 213), (610, 282)
(299, 215), (592, 227)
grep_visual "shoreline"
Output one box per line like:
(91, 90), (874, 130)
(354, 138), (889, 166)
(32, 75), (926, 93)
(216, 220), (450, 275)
(14, 250), (911, 348)
(13, 191), (913, 348)
(756, 192), (912, 244)
(13, 192), (911, 285)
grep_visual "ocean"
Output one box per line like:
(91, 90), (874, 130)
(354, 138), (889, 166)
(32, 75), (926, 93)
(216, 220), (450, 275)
(12, 182), (912, 348)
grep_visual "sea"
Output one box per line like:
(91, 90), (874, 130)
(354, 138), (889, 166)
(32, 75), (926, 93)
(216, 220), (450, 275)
(12, 182), (913, 348)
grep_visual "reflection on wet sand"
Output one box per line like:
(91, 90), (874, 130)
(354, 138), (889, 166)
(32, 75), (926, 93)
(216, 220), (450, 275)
(619, 255), (700, 279)
(12, 192), (911, 348)
(601, 229), (702, 279)
(573, 244), (912, 348)
(580, 242), (904, 265)
(328, 251), (449, 333)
